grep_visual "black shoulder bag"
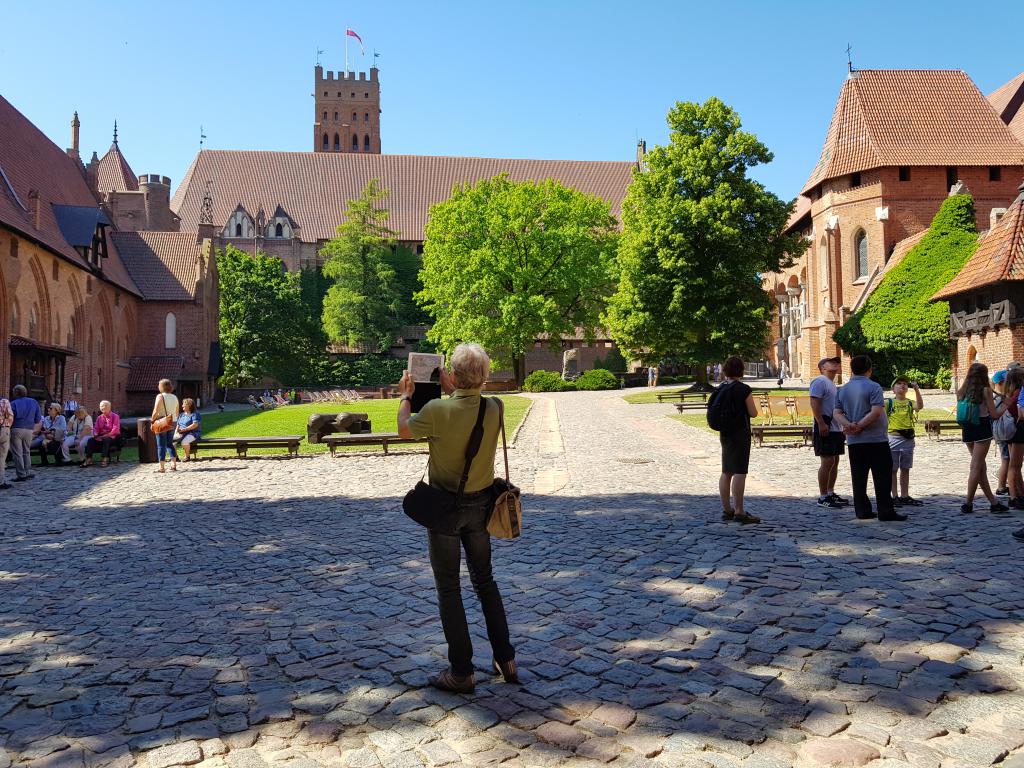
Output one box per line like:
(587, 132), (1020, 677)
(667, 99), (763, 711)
(403, 398), (488, 533)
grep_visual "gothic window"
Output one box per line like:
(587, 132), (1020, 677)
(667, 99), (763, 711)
(352, 112), (357, 121)
(68, 316), (77, 349)
(334, 111), (339, 121)
(854, 231), (868, 279)
(364, 112), (369, 121)
(323, 111), (327, 120)
(819, 239), (829, 288)
(363, 92), (368, 98)
(333, 133), (340, 151)
(235, 222), (242, 237)
(165, 312), (177, 349)
(352, 135), (359, 151)
(275, 223), (283, 237)
(322, 133), (328, 150)
(364, 134), (370, 151)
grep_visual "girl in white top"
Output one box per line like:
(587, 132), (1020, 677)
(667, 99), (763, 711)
(152, 378), (181, 472)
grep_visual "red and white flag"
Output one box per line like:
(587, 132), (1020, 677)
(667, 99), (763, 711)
(346, 28), (365, 55)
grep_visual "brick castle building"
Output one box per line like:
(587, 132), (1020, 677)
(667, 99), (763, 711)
(1, 97), (220, 415)
(769, 69), (1024, 381)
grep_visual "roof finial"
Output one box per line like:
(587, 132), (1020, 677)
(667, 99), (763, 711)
(113, 120), (118, 146)
(846, 43), (854, 74)
(199, 124), (207, 150)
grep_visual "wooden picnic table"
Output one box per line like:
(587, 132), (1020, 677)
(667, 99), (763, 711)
(191, 435), (303, 458)
(323, 432), (429, 456)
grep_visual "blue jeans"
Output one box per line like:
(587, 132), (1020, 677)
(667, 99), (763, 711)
(156, 429), (177, 462)
(427, 490), (514, 676)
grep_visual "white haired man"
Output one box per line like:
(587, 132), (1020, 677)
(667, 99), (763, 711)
(397, 343), (517, 693)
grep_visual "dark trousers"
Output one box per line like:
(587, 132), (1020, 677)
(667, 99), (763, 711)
(86, 435), (117, 459)
(848, 441), (894, 517)
(428, 491), (515, 676)
(38, 440), (64, 465)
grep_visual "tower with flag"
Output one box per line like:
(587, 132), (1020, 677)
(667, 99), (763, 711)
(312, 32), (381, 155)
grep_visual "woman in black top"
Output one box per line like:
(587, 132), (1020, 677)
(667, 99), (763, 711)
(718, 356), (759, 524)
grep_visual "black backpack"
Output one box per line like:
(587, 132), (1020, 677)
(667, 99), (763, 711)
(706, 382), (741, 432)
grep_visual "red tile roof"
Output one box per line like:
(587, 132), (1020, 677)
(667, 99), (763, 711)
(96, 142), (139, 193)
(802, 70), (1024, 194)
(783, 195), (812, 234)
(111, 231), (202, 301)
(988, 72), (1024, 143)
(172, 150), (635, 242)
(126, 356), (186, 392)
(932, 192), (1024, 300)
(0, 95), (140, 295)
(8, 335), (77, 356)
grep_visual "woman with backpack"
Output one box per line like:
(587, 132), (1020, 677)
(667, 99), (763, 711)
(956, 362), (1009, 514)
(997, 367), (1024, 510)
(712, 356), (759, 524)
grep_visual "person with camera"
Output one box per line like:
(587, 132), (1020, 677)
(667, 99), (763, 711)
(396, 343), (517, 693)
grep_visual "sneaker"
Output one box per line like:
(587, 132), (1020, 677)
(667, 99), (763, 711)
(12, 476), (29, 482)
(817, 496), (843, 509)
(829, 493), (849, 506)
(960, 503), (974, 514)
(996, 487), (1011, 497)
(1013, 528), (1024, 541)
(879, 512), (908, 521)
(899, 497), (924, 507)
(855, 511), (877, 520)
(991, 502), (1010, 514)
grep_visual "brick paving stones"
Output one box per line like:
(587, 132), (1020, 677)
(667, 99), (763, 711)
(1, 389), (1023, 766)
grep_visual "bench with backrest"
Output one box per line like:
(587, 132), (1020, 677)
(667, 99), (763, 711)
(750, 424), (813, 447)
(924, 419), (961, 439)
(323, 432), (428, 456)
(658, 391), (709, 403)
(190, 435), (303, 458)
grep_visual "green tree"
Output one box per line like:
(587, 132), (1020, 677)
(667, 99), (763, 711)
(217, 245), (328, 385)
(833, 194), (978, 384)
(390, 244), (431, 326)
(417, 174), (619, 384)
(605, 98), (804, 386)
(320, 179), (404, 350)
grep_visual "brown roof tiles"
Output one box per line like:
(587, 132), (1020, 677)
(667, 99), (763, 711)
(126, 356), (186, 392)
(172, 150), (635, 243)
(96, 142), (139, 193)
(803, 70), (1024, 194)
(932, 192), (1024, 300)
(110, 231), (203, 301)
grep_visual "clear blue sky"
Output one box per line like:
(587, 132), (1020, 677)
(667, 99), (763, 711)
(2, 0), (1022, 202)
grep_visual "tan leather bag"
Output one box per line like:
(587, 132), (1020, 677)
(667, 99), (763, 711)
(488, 399), (522, 539)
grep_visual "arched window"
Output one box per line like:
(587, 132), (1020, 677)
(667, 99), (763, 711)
(68, 316), (77, 349)
(352, 112), (357, 121)
(334, 111), (339, 121)
(333, 133), (340, 151)
(28, 305), (38, 339)
(819, 239), (829, 289)
(165, 312), (177, 349)
(322, 133), (328, 151)
(275, 222), (283, 237)
(364, 134), (370, 151)
(322, 111), (327, 120)
(854, 231), (868, 279)
(364, 112), (369, 122)
(352, 134), (359, 151)
(235, 222), (242, 237)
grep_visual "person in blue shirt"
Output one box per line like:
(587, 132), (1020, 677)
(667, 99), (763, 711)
(9, 385), (42, 481)
(172, 398), (202, 462)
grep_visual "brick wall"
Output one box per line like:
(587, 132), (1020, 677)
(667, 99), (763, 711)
(953, 325), (1024, 384)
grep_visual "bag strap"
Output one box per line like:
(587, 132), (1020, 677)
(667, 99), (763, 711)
(497, 398), (510, 483)
(454, 397), (489, 502)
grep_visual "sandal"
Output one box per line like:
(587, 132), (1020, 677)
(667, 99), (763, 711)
(79, 460), (92, 468)
(721, 509), (735, 521)
(734, 511), (761, 525)
(429, 668), (475, 694)
(493, 659), (520, 685)
(100, 459), (109, 468)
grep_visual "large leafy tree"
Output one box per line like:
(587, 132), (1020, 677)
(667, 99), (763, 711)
(320, 179), (406, 350)
(418, 174), (618, 384)
(605, 98), (804, 385)
(218, 245), (328, 385)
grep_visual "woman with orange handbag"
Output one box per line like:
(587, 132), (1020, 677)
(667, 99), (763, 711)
(151, 378), (180, 473)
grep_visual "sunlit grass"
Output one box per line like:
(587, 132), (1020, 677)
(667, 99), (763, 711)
(670, 407), (951, 436)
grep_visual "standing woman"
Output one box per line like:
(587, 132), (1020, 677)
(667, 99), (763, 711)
(957, 362), (1009, 514)
(152, 378), (180, 473)
(718, 356), (760, 524)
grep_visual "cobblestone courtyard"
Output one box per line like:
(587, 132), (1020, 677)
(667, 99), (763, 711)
(2, 391), (1024, 768)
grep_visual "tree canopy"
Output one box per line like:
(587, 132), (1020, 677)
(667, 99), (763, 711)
(833, 194), (978, 385)
(417, 174), (619, 383)
(217, 245), (328, 385)
(605, 98), (804, 382)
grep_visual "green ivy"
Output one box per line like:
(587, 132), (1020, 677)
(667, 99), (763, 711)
(833, 195), (977, 386)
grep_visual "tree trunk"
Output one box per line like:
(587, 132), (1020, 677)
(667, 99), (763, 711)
(688, 362), (715, 392)
(513, 355), (526, 388)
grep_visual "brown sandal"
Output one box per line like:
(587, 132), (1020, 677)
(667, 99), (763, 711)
(429, 668), (475, 694)
(493, 659), (519, 684)
(721, 509), (735, 521)
(734, 511), (761, 524)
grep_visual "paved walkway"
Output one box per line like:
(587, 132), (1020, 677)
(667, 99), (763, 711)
(1, 390), (1023, 768)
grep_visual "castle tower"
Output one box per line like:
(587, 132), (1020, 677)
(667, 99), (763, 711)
(313, 65), (381, 154)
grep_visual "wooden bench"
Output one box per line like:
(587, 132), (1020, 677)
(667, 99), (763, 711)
(323, 432), (429, 456)
(924, 419), (961, 440)
(674, 400), (710, 412)
(191, 435), (303, 458)
(13, 441), (123, 465)
(659, 391), (709, 403)
(751, 424), (813, 447)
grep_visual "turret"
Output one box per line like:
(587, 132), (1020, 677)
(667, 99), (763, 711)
(67, 111), (81, 161)
(313, 64), (381, 153)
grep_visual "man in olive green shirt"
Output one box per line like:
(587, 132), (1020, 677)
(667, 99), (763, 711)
(396, 343), (517, 694)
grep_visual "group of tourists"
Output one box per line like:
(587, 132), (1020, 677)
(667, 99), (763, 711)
(712, 354), (1024, 541)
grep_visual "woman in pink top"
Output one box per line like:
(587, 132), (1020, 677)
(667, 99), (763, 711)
(82, 400), (121, 468)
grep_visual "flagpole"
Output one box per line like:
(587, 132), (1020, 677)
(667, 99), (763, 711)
(345, 28), (349, 72)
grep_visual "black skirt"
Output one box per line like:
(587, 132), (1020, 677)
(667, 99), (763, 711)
(720, 431), (751, 474)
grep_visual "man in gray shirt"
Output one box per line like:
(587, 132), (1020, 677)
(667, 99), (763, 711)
(833, 355), (907, 521)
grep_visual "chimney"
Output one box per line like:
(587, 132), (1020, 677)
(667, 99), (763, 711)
(67, 111), (81, 161)
(27, 189), (41, 229)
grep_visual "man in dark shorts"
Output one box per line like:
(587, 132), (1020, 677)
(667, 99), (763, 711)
(810, 356), (847, 508)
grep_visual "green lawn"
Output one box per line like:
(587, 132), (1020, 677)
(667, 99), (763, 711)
(671, 407), (951, 436)
(624, 387), (808, 404)
(190, 396), (532, 456)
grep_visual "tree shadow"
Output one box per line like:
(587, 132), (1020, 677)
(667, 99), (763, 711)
(0, 486), (1020, 765)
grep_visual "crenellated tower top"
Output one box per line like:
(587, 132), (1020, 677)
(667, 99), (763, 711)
(313, 65), (381, 154)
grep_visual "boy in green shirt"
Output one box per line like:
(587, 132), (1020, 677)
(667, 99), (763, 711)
(888, 377), (924, 506)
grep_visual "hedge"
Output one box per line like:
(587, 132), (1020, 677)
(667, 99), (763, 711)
(575, 369), (620, 390)
(523, 370), (575, 392)
(833, 194), (977, 386)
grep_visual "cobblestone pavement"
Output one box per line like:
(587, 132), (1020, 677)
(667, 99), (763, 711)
(2, 391), (1023, 768)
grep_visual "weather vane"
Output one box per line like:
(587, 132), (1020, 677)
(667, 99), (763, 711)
(199, 125), (207, 150)
(316, 47), (324, 66)
(847, 43), (854, 73)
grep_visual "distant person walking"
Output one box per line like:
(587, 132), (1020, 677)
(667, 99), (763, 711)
(778, 360), (790, 388)
(887, 377), (924, 506)
(833, 355), (906, 521)
(810, 356), (847, 508)
(712, 356), (759, 524)
(956, 362), (1009, 514)
(647, 365), (659, 388)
